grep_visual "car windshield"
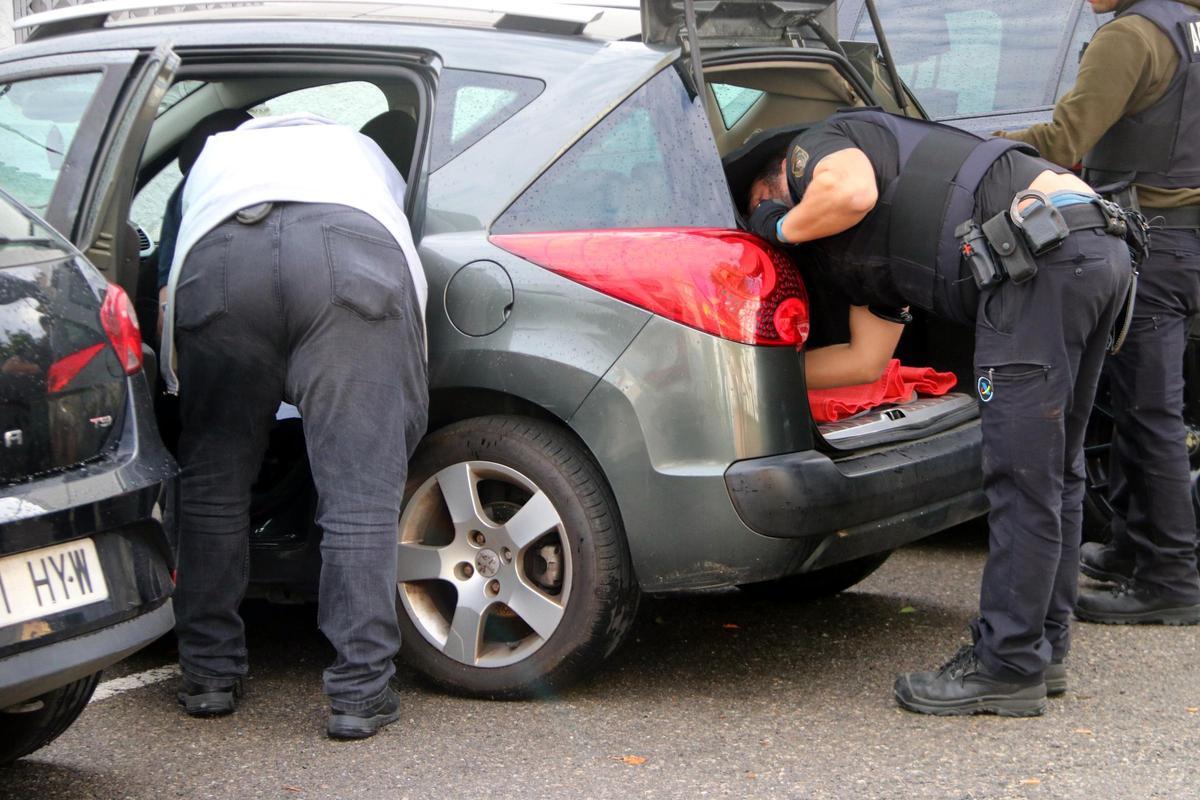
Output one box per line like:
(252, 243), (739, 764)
(850, 0), (1090, 120)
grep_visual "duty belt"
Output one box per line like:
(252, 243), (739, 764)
(1057, 201), (1125, 235)
(1143, 205), (1200, 230)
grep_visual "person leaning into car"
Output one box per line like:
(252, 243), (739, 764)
(747, 109), (1133, 716)
(995, 0), (1200, 626)
(161, 112), (429, 740)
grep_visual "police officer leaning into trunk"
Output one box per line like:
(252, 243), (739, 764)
(748, 109), (1138, 716)
(996, 0), (1200, 626)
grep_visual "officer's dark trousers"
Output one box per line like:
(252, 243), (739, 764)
(1105, 225), (1200, 602)
(173, 203), (428, 710)
(971, 230), (1130, 681)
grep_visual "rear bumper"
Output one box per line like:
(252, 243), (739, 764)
(0, 601), (173, 709)
(725, 420), (986, 570)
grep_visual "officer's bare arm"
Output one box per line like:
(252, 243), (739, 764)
(805, 305), (905, 390)
(779, 148), (878, 243)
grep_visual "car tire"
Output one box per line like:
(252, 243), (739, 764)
(0, 672), (101, 765)
(395, 415), (639, 699)
(739, 551), (893, 602)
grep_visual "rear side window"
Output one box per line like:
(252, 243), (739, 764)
(0, 72), (103, 213)
(494, 68), (734, 233)
(431, 70), (544, 171)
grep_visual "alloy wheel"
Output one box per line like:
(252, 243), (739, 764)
(397, 460), (572, 668)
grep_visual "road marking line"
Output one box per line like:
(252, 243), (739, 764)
(90, 665), (180, 703)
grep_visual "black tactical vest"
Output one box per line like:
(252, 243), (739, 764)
(816, 109), (1036, 325)
(1083, 0), (1200, 191)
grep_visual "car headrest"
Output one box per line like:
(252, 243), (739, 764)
(722, 123), (810, 215)
(360, 110), (418, 180)
(179, 109), (253, 174)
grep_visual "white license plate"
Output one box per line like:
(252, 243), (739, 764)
(0, 539), (109, 629)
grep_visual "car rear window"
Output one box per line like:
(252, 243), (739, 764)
(712, 83), (764, 129)
(850, 0), (1082, 119)
(493, 67), (735, 233)
(431, 70), (544, 172)
(0, 72), (103, 214)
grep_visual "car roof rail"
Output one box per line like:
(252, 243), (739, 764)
(15, 0), (603, 42)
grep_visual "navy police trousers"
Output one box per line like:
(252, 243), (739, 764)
(970, 228), (1130, 681)
(1105, 225), (1200, 602)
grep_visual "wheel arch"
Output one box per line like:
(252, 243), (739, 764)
(422, 386), (639, 585)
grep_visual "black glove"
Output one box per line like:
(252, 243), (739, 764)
(748, 200), (791, 244)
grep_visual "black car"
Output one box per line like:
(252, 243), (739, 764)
(838, 0), (1200, 536)
(0, 188), (177, 765)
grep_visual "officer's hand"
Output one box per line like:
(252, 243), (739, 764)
(749, 199), (792, 245)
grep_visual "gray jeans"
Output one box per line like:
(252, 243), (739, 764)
(172, 203), (428, 710)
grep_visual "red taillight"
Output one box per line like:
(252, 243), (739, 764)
(100, 284), (143, 375)
(47, 343), (107, 393)
(489, 228), (810, 347)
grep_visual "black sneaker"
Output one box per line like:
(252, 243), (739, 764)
(1075, 582), (1200, 625)
(327, 686), (402, 740)
(177, 677), (242, 717)
(1079, 542), (1134, 584)
(894, 645), (1047, 717)
(1045, 660), (1067, 698)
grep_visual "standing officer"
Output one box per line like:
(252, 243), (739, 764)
(748, 109), (1133, 716)
(997, 0), (1200, 625)
(162, 112), (429, 739)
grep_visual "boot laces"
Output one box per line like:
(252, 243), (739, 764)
(1110, 581), (1135, 598)
(937, 645), (979, 681)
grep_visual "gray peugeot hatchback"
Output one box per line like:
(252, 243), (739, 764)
(5, 0), (987, 698)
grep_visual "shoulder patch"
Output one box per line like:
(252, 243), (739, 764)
(791, 145), (810, 177)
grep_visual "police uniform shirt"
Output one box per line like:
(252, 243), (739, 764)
(786, 117), (1061, 317)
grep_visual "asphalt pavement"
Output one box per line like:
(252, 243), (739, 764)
(2, 523), (1197, 800)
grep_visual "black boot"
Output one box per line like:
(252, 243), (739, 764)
(327, 685), (402, 740)
(1075, 582), (1200, 625)
(894, 645), (1047, 717)
(177, 677), (242, 717)
(1045, 659), (1067, 698)
(1079, 541), (1134, 584)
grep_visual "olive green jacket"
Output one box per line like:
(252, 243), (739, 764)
(997, 0), (1200, 208)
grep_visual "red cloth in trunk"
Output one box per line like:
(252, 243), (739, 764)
(807, 359), (958, 423)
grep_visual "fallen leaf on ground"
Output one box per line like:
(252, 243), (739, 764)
(1020, 778), (1042, 786)
(722, 623), (739, 630)
(899, 606), (917, 614)
(1074, 728), (1094, 735)
(613, 755), (647, 766)
(745, 772), (757, 780)
(1187, 707), (1198, 713)
(282, 787), (303, 794)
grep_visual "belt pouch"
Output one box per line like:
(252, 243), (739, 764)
(982, 211), (1038, 285)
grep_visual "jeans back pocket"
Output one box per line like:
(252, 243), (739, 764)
(175, 233), (232, 331)
(324, 224), (409, 322)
